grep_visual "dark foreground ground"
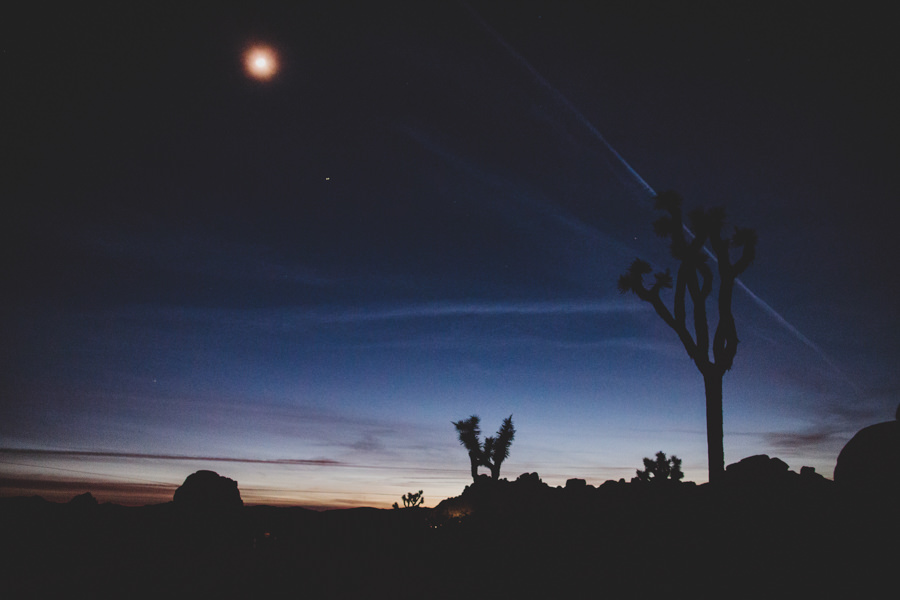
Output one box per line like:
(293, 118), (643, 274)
(2, 473), (897, 598)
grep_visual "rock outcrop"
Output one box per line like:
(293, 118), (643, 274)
(173, 470), (243, 511)
(67, 492), (99, 507)
(834, 404), (900, 495)
(723, 454), (791, 484)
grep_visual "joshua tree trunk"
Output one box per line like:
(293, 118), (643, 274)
(468, 450), (480, 481)
(703, 370), (724, 483)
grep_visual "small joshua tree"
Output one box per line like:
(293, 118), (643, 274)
(393, 490), (424, 509)
(634, 451), (684, 484)
(452, 414), (516, 481)
(482, 415), (516, 480)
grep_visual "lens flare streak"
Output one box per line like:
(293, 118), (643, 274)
(463, 2), (855, 390)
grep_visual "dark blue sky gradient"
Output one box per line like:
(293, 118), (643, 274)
(2, 1), (898, 507)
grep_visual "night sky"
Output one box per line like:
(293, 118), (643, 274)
(3, 1), (898, 508)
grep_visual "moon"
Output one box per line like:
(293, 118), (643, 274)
(244, 45), (278, 80)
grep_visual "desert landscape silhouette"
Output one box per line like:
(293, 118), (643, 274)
(4, 402), (899, 597)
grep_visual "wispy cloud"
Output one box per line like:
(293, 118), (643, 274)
(305, 299), (648, 323)
(85, 299), (648, 333)
(0, 475), (175, 496)
(0, 448), (468, 475)
(0, 448), (342, 467)
(763, 430), (842, 452)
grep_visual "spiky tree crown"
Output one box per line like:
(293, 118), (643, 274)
(635, 451), (684, 483)
(452, 414), (515, 478)
(452, 415), (482, 453)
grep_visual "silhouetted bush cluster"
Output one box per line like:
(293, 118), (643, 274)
(633, 451), (684, 484)
(393, 490), (424, 509)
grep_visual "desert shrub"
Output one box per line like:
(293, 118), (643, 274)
(634, 452), (684, 484)
(393, 490), (424, 509)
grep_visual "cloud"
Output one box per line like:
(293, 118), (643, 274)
(0, 475), (174, 494)
(0, 448), (342, 467)
(82, 297), (646, 327)
(763, 430), (841, 452)
(307, 299), (648, 323)
(0, 447), (464, 474)
(351, 434), (386, 453)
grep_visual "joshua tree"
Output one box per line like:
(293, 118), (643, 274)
(634, 451), (684, 484)
(618, 191), (756, 483)
(452, 415), (483, 481)
(482, 415), (516, 480)
(452, 414), (516, 481)
(393, 490), (424, 509)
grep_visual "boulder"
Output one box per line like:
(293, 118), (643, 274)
(834, 404), (900, 495)
(565, 478), (587, 490)
(725, 454), (790, 482)
(173, 470), (243, 511)
(514, 472), (543, 488)
(721, 455), (801, 492)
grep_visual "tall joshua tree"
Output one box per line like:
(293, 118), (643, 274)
(452, 415), (482, 481)
(452, 414), (516, 481)
(618, 191), (756, 483)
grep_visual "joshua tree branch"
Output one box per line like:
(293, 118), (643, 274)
(686, 264), (710, 362)
(625, 263), (699, 363)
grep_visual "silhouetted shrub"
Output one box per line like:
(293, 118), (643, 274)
(633, 451), (684, 484)
(393, 490), (424, 509)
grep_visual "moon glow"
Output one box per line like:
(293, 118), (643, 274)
(244, 46), (278, 80)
